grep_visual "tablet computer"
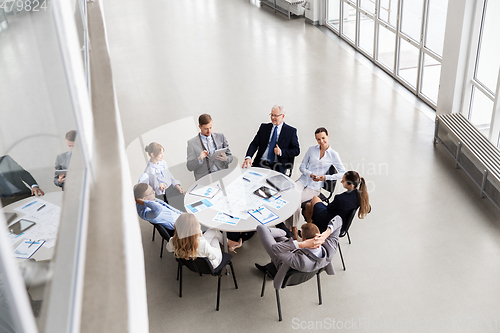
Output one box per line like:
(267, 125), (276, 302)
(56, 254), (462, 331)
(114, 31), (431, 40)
(9, 219), (36, 235)
(54, 169), (67, 176)
(253, 186), (278, 199)
(210, 148), (228, 160)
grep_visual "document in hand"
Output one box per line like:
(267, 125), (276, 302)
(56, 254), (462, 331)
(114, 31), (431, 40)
(248, 206), (279, 225)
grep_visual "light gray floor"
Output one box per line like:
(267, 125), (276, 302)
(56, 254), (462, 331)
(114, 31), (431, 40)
(104, 1), (500, 332)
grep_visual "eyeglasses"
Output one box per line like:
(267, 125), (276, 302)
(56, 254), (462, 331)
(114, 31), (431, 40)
(269, 113), (283, 118)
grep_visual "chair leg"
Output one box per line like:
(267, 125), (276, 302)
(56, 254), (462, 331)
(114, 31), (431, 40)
(347, 231), (351, 244)
(260, 273), (266, 297)
(317, 273), (322, 305)
(338, 243), (346, 271)
(177, 263), (180, 281)
(178, 263), (183, 297)
(275, 289), (282, 321)
(216, 275), (222, 311)
(229, 262), (238, 289)
(160, 238), (164, 258)
(152, 225), (155, 241)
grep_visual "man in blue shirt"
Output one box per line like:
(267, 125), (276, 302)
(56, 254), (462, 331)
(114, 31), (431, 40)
(134, 183), (182, 231)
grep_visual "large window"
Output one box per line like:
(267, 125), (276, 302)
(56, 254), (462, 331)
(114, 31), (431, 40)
(463, 0), (500, 146)
(326, 0), (449, 108)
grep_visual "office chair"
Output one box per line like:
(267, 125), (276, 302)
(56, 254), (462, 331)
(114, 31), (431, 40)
(318, 165), (338, 203)
(337, 208), (357, 270)
(176, 252), (238, 311)
(260, 263), (324, 321)
(154, 224), (172, 258)
(151, 193), (169, 241)
(284, 158), (294, 178)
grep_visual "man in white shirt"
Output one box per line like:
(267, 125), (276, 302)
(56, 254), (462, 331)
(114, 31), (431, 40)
(186, 114), (233, 180)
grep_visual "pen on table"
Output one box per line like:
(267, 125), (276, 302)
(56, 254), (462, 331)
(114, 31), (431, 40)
(37, 204), (46, 211)
(28, 240), (36, 248)
(242, 177), (250, 182)
(273, 195), (281, 200)
(256, 208), (263, 215)
(223, 212), (235, 219)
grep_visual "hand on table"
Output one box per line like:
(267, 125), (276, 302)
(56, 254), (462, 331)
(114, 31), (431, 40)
(242, 158), (252, 168)
(31, 187), (44, 196)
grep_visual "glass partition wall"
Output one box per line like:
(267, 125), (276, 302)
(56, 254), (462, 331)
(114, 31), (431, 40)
(0, 0), (91, 331)
(326, 0), (449, 108)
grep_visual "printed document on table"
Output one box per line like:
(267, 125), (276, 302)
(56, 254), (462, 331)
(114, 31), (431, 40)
(241, 170), (266, 183)
(262, 196), (288, 210)
(189, 184), (220, 198)
(15, 200), (61, 248)
(212, 212), (240, 226)
(186, 198), (213, 213)
(13, 239), (45, 259)
(211, 177), (263, 217)
(248, 206), (279, 225)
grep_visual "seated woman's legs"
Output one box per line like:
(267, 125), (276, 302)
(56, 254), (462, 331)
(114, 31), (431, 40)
(304, 196), (323, 223)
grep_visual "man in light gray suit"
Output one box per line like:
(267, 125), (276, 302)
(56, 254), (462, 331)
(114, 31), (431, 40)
(54, 130), (76, 189)
(255, 216), (342, 289)
(186, 114), (233, 180)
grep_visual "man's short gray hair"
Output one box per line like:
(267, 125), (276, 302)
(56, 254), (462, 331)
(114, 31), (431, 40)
(271, 105), (285, 115)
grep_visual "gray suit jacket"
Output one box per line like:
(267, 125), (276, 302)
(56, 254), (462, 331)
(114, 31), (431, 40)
(186, 133), (233, 180)
(54, 151), (72, 188)
(262, 216), (342, 289)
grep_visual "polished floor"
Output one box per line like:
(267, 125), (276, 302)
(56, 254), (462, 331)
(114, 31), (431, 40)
(104, 1), (500, 332)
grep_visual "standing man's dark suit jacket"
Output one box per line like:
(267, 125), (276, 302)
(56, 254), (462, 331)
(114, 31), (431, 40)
(0, 155), (38, 198)
(245, 122), (300, 174)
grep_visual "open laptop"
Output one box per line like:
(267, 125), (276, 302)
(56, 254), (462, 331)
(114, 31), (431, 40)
(266, 174), (295, 192)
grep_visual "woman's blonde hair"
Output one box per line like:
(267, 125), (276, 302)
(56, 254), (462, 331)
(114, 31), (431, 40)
(170, 213), (201, 260)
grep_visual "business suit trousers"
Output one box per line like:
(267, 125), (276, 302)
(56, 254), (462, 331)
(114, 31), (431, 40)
(257, 225), (288, 269)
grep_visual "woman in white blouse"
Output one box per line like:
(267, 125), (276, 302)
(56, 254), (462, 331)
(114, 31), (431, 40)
(143, 142), (186, 211)
(286, 127), (346, 239)
(167, 213), (223, 268)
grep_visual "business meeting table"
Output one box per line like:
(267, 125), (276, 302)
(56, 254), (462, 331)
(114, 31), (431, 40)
(184, 166), (301, 252)
(4, 192), (63, 261)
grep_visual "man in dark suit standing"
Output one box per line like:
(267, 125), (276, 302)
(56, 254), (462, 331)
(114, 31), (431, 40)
(242, 105), (300, 175)
(0, 155), (45, 207)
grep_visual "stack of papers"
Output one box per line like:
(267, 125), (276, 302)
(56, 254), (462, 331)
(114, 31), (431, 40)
(13, 239), (45, 259)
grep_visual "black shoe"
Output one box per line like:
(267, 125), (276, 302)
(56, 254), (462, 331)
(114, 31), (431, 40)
(255, 263), (267, 273)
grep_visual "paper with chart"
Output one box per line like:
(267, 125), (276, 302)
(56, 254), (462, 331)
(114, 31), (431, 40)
(210, 176), (265, 218)
(248, 206), (279, 225)
(212, 211), (240, 226)
(12, 199), (61, 248)
(189, 184), (220, 198)
(241, 170), (266, 183)
(13, 239), (45, 259)
(262, 195), (288, 210)
(186, 198), (213, 213)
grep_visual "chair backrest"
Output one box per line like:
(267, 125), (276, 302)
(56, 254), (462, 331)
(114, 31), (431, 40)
(340, 208), (357, 238)
(284, 158), (295, 177)
(281, 268), (322, 289)
(177, 257), (215, 275)
(154, 224), (172, 241)
(322, 165), (338, 193)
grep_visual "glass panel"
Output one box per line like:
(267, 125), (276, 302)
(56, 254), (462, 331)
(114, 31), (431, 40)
(327, 0), (341, 30)
(0, 4), (86, 330)
(424, 0), (448, 57)
(475, 0), (500, 94)
(359, 12), (374, 56)
(420, 53), (441, 104)
(400, 0), (424, 42)
(359, 0), (375, 14)
(377, 24), (396, 71)
(469, 86), (494, 137)
(379, 0), (398, 28)
(341, 1), (356, 43)
(397, 37), (419, 88)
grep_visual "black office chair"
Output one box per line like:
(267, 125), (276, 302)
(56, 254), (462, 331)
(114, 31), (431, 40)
(337, 208), (357, 271)
(151, 194), (170, 241)
(318, 165), (338, 203)
(176, 252), (238, 311)
(284, 158), (294, 178)
(260, 263), (324, 321)
(153, 224), (172, 258)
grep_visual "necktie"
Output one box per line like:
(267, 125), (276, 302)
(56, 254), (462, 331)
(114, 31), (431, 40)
(267, 126), (278, 162)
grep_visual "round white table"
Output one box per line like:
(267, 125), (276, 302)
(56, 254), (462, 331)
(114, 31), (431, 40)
(184, 167), (300, 251)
